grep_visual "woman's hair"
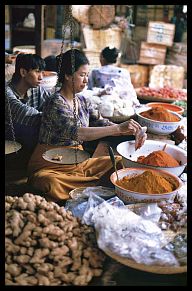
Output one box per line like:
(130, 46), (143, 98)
(56, 49), (89, 83)
(101, 46), (119, 64)
(11, 53), (45, 83)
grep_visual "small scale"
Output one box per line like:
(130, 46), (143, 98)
(5, 140), (22, 155)
(42, 147), (90, 165)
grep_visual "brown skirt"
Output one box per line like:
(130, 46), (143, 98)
(27, 143), (122, 201)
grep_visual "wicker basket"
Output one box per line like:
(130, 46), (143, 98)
(72, 5), (115, 29)
(82, 25), (122, 51)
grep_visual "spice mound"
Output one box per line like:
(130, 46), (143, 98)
(137, 150), (180, 167)
(140, 106), (180, 122)
(117, 170), (176, 194)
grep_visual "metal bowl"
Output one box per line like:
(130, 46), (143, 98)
(40, 71), (57, 90)
(110, 167), (182, 204)
(136, 108), (183, 135)
(116, 140), (187, 177)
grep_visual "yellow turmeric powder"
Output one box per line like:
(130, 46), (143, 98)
(137, 150), (180, 167)
(141, 106), (180, 122)
(117, 170), (175, 194)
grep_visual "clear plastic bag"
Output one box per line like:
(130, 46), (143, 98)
(82, 194), (124, 225)
(130, 203), (162, 223)
(65, 198), (88, 219)
(82, 194), (179, 266)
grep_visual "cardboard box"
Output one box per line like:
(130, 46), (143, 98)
(147, 21), (175, 47)
(138, 42), (167, 65)
(120, 64), (149, 88)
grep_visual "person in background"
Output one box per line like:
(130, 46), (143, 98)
(44, 55), (57, 72)
(27, 49), (147, 202)
(5, 54), (51, 159)
(87, 46), (139, 106)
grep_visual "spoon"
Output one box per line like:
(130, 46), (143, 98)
(108, 145), (119, 181)
(163, 143), (167, 151)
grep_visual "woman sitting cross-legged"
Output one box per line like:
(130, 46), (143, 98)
(27, 49), (147, 202)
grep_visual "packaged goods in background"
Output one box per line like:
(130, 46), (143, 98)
(147, 21), (175, 47)
(149, 65), (185, 89)
(138, 42), (167, 65)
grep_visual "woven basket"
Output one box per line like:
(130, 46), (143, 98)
(82, 25), (122, 51)
(72, 5), (115, 29)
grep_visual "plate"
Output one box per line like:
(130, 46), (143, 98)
(69, 186), (115, 200)
(5, 140), (22, 155)
(137, 94), (176, 103)
(42, 147), (90, 164)
(102, 203), (187, 274)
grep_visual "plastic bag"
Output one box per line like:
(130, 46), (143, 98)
(82, 196), (179, 266)
(65, 198), (88, 219)
(130, 203), (162, 223)
(82, 193), (124, 225)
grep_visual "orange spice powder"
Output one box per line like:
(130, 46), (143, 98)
(137, 150), (180, 167)
(140, 106), (180, 122)
(117, 170), (175, 194)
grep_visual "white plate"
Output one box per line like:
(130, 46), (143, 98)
(42, 147), (90, 164)
(5, 140), (22, 155)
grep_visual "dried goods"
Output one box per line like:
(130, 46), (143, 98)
(140, 106), (180, 122)
(5, 193), (105, 286)
(137, 87), (187, 101)
(137, 150), (180, 167)
(158, 199), (187, 232)
(116, 170), (176, 194)
(51, 155), (63, 161)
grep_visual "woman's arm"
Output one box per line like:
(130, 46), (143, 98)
(78, 119), (144, 141)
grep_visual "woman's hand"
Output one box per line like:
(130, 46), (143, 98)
(117, 119), (147, 149)
(135, 126), (147, 150)
(117, 119), (142, 135)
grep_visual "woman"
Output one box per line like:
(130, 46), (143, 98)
(27, 49), (146, 202)
(87, 46), (139, 105)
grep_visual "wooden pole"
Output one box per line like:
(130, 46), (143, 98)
(35, 5), (44, 56)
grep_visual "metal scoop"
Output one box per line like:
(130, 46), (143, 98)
(108, 146), (119, 181)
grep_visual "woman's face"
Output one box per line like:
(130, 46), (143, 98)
(68, 64), (89, 93)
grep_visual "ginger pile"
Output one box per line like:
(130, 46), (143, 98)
(5, 193), (105, 286)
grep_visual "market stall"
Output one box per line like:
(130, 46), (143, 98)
(5, 5), (187, 286)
